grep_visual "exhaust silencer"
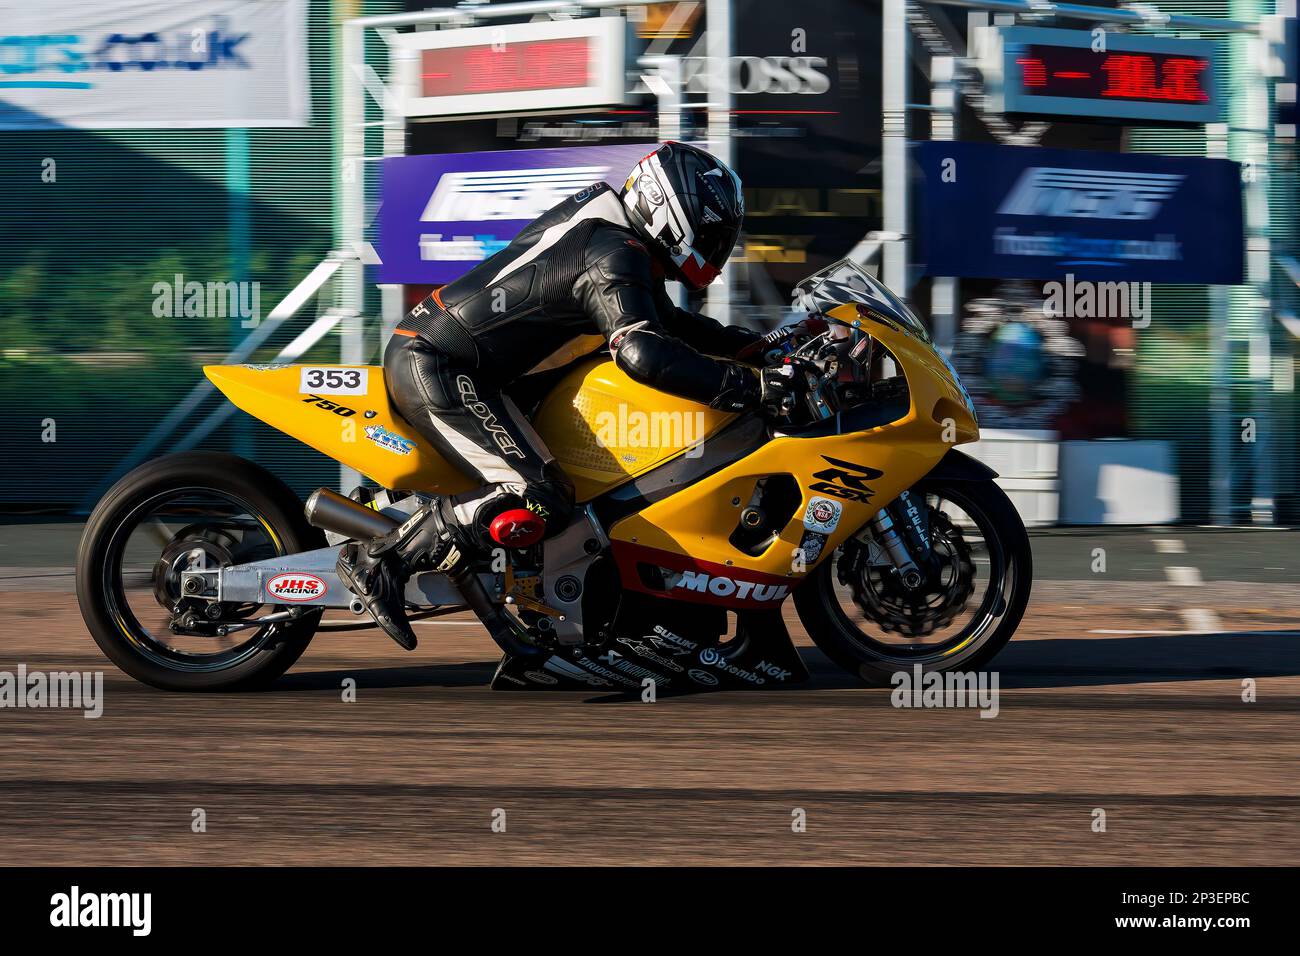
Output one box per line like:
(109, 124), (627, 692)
(305, 488), (399, 541)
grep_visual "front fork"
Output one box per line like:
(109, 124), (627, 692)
(863, 489), (933, 588)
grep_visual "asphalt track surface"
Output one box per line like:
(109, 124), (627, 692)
(1, 524), (1298, 865)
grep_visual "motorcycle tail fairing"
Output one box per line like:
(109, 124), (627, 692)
(204, 364), (476, 496)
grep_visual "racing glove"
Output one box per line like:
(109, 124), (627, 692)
(708, 362), (762, 413)
(758, 361), (814, 419)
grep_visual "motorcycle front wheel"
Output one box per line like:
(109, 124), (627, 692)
(794, 476), (1032, 685)
(76, 452), (325, 691)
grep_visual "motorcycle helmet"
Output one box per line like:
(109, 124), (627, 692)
(620, 141), (744, 291)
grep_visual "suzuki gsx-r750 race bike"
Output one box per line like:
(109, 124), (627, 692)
(77, 260), (1032, 692)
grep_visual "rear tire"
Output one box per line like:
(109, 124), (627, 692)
(76, 452), (325, 691)
(794, 476), (1032, 685)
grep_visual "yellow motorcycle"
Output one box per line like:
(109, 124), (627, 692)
(76, 259), (1031, 692)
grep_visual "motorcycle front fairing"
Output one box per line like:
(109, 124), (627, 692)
(606, 265), (981, 613)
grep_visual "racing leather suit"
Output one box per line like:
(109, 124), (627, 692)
(385, 180), (762, 552)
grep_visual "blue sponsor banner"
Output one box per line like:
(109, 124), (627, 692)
(378, 143), (651, 284)
(917, 141), (1243, 284)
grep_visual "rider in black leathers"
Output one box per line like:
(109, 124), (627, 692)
(338, 142), (799, 650)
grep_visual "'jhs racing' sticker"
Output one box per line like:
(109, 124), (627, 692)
(804, 496), (843, 534)
(299, 367), (368, 396)
(266, 572), (327, 602)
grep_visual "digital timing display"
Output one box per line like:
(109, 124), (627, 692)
(395, 18), (625, 119)
(995, 27), (1222, 124)
(420, 38), (592, 98)
(1016, 45), (1210, 105)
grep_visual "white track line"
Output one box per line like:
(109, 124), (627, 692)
(1164, 565), (1203, 586)
(1090, 538), (1221, 636)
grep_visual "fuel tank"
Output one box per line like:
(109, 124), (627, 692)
(532, 358), (738, 502)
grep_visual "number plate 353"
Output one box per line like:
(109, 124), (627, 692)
(298, 367), (369, 396)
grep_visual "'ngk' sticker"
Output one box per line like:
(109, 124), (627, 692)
(266, 572), (327, 602)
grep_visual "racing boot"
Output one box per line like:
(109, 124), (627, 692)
(335, 500), (465, 650)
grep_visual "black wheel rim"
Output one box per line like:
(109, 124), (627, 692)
(817, 482), (1019, 668)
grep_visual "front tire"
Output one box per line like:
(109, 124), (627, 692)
(77, 452), (325, 691)
(795, 476), (1032, 685)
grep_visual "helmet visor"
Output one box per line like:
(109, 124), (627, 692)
(693, 218), (741, 273)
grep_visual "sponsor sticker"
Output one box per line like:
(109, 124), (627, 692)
(299, 367), (369, 396)
(698, 646), (766, 685)
(640, 177), (665, 205)
(364, 424), (415, 456)
(265, 572), (327, 603)
(543, 657), (611, 688)
(804, 496), (843, 534)
(652, 624), (697, 653)
(688, 668), (719, 686)
(755, 660), (793, 681)
(671, 569), (789, 604)
(796, 530), (827, 565)
(617, 637), (685, 673)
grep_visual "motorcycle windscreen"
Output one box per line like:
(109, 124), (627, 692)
(203, 364), (475, 495)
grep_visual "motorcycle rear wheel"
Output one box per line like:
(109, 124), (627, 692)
(794, 476), (1031, 685)
(76, 452), (325, 691)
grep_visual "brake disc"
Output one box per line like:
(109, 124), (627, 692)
(152, 530), (238, 610)
(843, 510), (976, 637)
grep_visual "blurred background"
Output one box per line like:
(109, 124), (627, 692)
(2, 0), (1298, 528)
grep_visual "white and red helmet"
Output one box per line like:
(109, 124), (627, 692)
(620, 142), (744, 291)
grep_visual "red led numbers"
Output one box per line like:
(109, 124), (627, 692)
(1101, 54), (1209, 103)
(421, 38), (591, 98)
(1016, 46), (1210, 104)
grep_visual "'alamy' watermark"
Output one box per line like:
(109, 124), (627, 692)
(1042, 274), (1151, 328)
(0, 665), (103, 718)
(594, 406), (709, 459)
(50, 886), (150, 936)
(152, 272), (261, 328)
(890, 664), (1000, 718)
